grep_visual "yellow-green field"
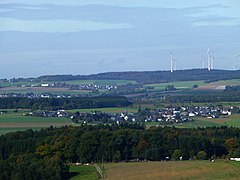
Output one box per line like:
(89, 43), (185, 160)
(104, 161), (240, 180)
(198, 79), (240, 90)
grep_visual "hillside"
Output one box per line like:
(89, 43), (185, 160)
(14, 69), (240, 84)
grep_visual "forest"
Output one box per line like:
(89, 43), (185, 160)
(0, 96), (131, 110)
(165, 91), (240, 103)
(0, 124), (240, 179)
(8, 69), (240, 84)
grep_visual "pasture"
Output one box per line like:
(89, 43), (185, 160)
(104, 161), (240, 180)
(67, 107), (138, 114)
(69, 165), (98, 180)
(177, 114), (240, 128)
(0, 87), (92, 95)
(144, 81), (205, 91)
(63, 80), (137, 85)
(145, 114), (240, 129)
(0, 111), (72, 135)
(0, 79), (136, 95)
(0, 79), (136, 88)
(198, 79), (240, 90)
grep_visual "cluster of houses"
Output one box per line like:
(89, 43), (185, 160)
(0, 93), (72, 98)
(21, 82), (117, 91)
(71, 105), (233, 125)
(7, 105), (233, 126)
(24, 110), (68, 117)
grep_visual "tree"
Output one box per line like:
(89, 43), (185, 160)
(172, 149), (183, 161)
(197, 151), (207, 160)
(192, 84), (198, 89)
(165, 85), (176, 91)
(113, 151), (121, 162)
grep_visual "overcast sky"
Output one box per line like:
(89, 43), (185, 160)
(0, 0), (240, 78)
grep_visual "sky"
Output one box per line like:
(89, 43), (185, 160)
(0, 0), (240, 78)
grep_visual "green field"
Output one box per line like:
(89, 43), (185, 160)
(144, 79), (240, 92)
(67, 107), (138, 114)
(0, 79), (136, 87)
(0, 111), (72, 135)
(104, 161), (240, 180)
(145, 114), (240, 129)
(178, 114), (240, 128)
(0, 79), (137, 95)
(144, 81), (205, 91)
(62, 80), (136, 85)
(69, 165), (98, 180)
(0, 88), (92, 95)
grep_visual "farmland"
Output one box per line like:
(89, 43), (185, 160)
(2, 78), (240, 97)
(1, 108), (240, 135)
(0, 87), (93, 95)
(0, 79), (136, 96)
(175, 114), (240, 128)
(63, 80), (137, 85)
(69, 165), (98, 180)
(144, 114), (240, 129)
(67, 107), (138, 114)
(0, 110), (72, 135)
(144, 80), (205, 91)
(198, 79), (240, 90)
(0, 79), (136, 88)
(104, 161), (240, 180)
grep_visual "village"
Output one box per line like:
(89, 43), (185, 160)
(21, 105), (234, 125)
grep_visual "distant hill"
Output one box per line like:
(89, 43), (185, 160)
(10, 69), (240, 84)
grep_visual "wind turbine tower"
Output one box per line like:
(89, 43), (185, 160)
(170, 51), (177, 72)
(207, 49), (212, 71)
(202, 55), (205, 69)
(170, 51), (173, 73)
(211, 51), (214, 70)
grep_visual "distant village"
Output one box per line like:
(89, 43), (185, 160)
(30, 82), (117, 91)
(0, 81), (119, 98)
(20, 105), (234, 125)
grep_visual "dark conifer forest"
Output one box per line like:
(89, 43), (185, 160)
(1, 125), (240, 179)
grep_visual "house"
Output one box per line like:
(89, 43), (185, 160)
(41, 84), (49, 87)
(189, 112), (195, 117)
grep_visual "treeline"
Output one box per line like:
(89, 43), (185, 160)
(1, 125), (240, 179)
(0, 96), (131, 110)
(36, 69), (240, 84)
(165, 91), (240, 103)
(225, 85), (240, 92)
(8, 69), (240, 84)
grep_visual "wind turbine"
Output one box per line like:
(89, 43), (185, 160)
(207, 49), (211, 71)
(170, 51), (174, 73)
(207, 49), (214, 71)
(170, 51), (177, 72)
(233, 63), (240, 71)
(211, 51), (214, 70)
(233, 55), (240, 70)
(201, 55), (205, 69)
